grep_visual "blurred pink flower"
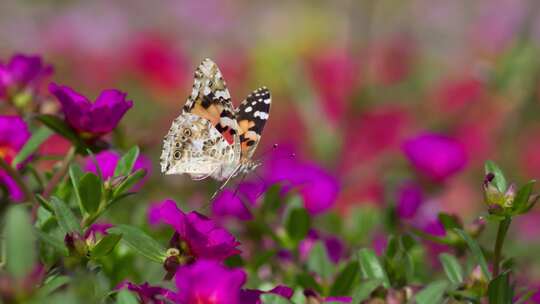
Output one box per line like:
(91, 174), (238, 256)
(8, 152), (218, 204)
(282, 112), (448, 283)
(305, 48), (360, 123)
(212, 181), (267, 221)
(436, 76), (484, 113)
(299, 230), (345, 264)
(515, 211), (540, 242)
(173, 260), (246, 304)
(396, 181), (424, 219)
(368, 35), (416, 85)
(341, 106), (411, 169)
(117, 281), (174, 304)
(0, 116), (31, 202)
(402, 132), (467, 182)
(128, 34), (189, 92)
(240, 285), (293, 304)
(265, 150), (340, 215)
(0, 54), (52, 101)
(84, 150), (151, 190)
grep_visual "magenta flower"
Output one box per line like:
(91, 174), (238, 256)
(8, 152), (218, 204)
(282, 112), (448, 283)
(265, 151), (339, 215)
(212, 181), (267, 221)
(84, 150), (151, 189)
(84, 222), (113, 244)
(299, 230), (344, 264)
(402, 133), (467, 182)
(240, 285), (294, 304)
(305, 48), (359, 123)
(0, 54), (52, 100)
(396, 181), (424, 219)
(174, 260), (246, 304)
(49, 83), (133, 138)
(117, 281), (174, 304)
(153, 200), (241, 261)
(325, 296), (352, 303)
(0, 116), (31, 201)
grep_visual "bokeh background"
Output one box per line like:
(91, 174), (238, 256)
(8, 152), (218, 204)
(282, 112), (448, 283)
(2, 0), (540, 289)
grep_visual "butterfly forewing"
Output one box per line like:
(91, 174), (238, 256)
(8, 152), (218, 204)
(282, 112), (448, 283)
(183, 58), (238, 144)
(236, 87), (271, 159)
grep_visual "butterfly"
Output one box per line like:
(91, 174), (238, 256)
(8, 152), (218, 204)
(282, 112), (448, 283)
(160, 58), (271, 186)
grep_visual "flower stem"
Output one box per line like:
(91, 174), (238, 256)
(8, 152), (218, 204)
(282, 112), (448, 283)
(493, 217), (512, 277)
(32, 146), (76, 222)
(42, 146), (76, 198)
(0, 157), (37, 205)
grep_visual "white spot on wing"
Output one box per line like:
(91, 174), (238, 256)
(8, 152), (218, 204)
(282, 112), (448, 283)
(264, 98), (271, 104)
(245, 106), (253, 112)
(254, 111), (269, 120)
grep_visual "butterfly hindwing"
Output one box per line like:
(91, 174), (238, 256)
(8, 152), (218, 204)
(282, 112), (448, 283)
(236, 87), (271, 158)
(183, 58), (238, 144)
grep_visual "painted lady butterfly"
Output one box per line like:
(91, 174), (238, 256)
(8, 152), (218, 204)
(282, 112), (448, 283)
(160, 58), (271, 184)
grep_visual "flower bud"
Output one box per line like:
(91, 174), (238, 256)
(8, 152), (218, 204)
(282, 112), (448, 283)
(483, 174), (515, 213)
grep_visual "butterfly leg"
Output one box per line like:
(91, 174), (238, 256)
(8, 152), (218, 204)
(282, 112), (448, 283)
(210, 164), (242, 201)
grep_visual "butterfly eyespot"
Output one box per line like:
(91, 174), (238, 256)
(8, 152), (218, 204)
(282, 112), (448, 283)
(173, 150), (182, 160)
(182, 128), (192, 137)
(175, 142), (181, 148)
(210, 149), (217, 157)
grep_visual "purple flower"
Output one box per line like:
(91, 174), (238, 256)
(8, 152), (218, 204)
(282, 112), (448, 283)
(153, 200), (241, 261)
(0, 54), (52, 100)
(0, 116), (31, 202)
(84, 222), (113, 244)
(402, 133), (467, 182)
(240, 285), (294, 304)
(265, 151), (339, 215)
(49, 83), (133, 138)
(174, 260), (246, 304)
(212, 181), (267, 221)
(325, 296), (352, 303)
(84, 150), (151, 189)
(396, 181), (424, 219)
(117, 281), (174, 304)
(299, 230), (344, 264)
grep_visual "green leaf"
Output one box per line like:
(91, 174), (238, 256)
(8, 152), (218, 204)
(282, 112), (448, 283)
(357, 248), (390, 288)
(488, 273), (513, 304)
(36, 194), (54, 213)
(351, 279), (381, 303)
(260, 294), (292, 304)
(513, 180), (535, 214)
(329, 261), (360, 296)
(439, 253), (463, 284)
(68, 164), (84, 213)
(36, 114), (85, 148)
(438, 213), (462, 231)
(34, 229), (69, 256)
(295, 273), (323, 294)
(261, 184), (282, 213)
(108, 225), (167, 263)
(13, 127), (52, 166)
(485, 160), (507, 193)
(307, 241), (334, 279)
(454, 228), (491, 280)
(414, 280), (448, 304)
(113, 169), (146, 197)
(50, 196), (81, 235)
(90, 234), (122, 258)
(34, 275), (70, 298)
(284, 207), (310, 243)
(4, 205), (36, 278)
(116, 289), (139, 304)
(78, 173), (102, 214)
(114, 146), (140, 177)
